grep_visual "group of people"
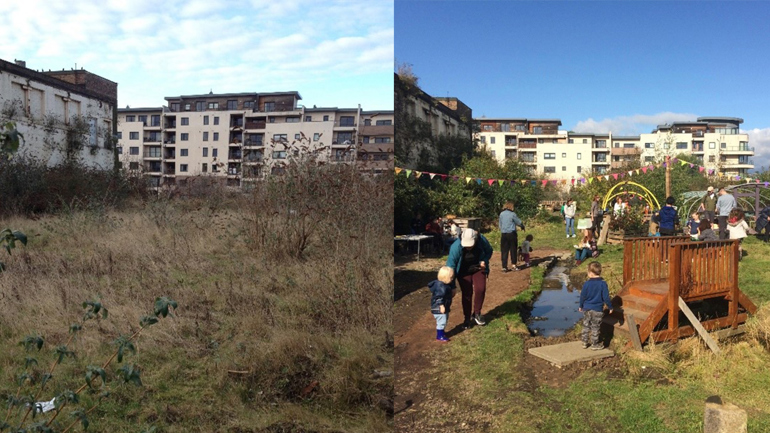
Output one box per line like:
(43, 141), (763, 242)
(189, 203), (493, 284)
(410, 212), (462, 251)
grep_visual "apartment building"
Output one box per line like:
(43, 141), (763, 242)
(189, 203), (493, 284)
(358, 110), (395, 174)
(117, 92), (392, 188)
(0, 58), (117, 169)
(477, 116), (753, 178)
(395, 73), (472, 169)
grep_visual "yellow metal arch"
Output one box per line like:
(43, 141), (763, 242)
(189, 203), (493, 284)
(602, 181), (661, 210)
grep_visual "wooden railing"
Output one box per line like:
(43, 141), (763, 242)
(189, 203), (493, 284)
(670, 240), (738, 300)
(667, 239), (739, 331)
(622, 236), (690, 285)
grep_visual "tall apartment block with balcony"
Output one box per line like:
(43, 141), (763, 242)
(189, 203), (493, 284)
(476, 116), (753, 178)
(117, 91), (393, 188)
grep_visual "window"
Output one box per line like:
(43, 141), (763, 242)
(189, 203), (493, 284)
(180, 149), (188, 156)
(544, 166), (556, 173)
(709, 155), (715, 163)
(117, 132), (122, 140)
(374, 137), (391, 143)
(568, 139), (574, 144)
(213, 133), (219, 141)
(645, 156), (654, 162)
(544, 153), (556, 159)
(227, 100), (237, 110)
(202, 163), (207, 173)
(151, 115), (160, 126)
(214, 117), (219, 125)
(170, 103), (180, 112)
(721, 142), (727, 149)
(145, 147), (160, 158)
(480, 136), (486, 144)
(364, 119), (371, 126)
(490, 137), (495, 144)
(339, 116), (355, 126)
(305, 115), (312, 122)
(212, 163), (218, 173)
(533, 126), (543, 134)
(272, 151), (287, 159)
(180, 164), (188, 172)
(129, 132), (139, 140)
(264, 102), (275, 112)
(117, 146), (123, 154)
(501, 123), (510, 132)
(129, 162), (139, 170)
(323, 115), (329, 121)
(515, 124), (526, 131)
(273, 134), (287, 142)
(181, 117), (189, 125)
(213, 149), (218, 157)
(676, 142), (688, 149)
(184, 103), (191, 111)
(126, 115), (136, 122)
(203, 132), (209, 141)
(195, 101), (205, 111)
(577, 153), (582, 160)
(562, 153), (567, 158)
(577, 166), (581, 173)
(268, 117), (275, 123)
(286, 117), (300, 123)
(313, 133), (320, 142)
(562, 166), (567, 171)
(203, 116), (209, 125)
(203, 148), (208, 157)
(375, 120), (392, 126)
(538, 139), (545, 144)
(181, 133), (189, 141)
(490, 150), (496, 158)
(295, 133), (300, 140)
(624, 143), (635, 148)
(645, 142), (654, 148)
(583, 139), (588, 144)
(208, 102), (219, 110)
(244, 101), (254, 109)
(709, 142), (716, 149)
(129, 147), (139, 155)
(363, 136), (370, 144)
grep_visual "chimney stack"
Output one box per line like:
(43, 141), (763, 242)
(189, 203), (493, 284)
(14, 59), (26, 68)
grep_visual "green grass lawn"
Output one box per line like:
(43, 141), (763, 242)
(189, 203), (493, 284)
(434, 220), (770, 432)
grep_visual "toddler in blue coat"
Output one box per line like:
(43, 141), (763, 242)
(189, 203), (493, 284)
(429, 266), (455, 343)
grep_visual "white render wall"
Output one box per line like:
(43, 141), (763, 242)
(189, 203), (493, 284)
(0, 71), (114, 169)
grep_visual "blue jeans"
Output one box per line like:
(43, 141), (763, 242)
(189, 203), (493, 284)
(565, 218), (575, 236)
(433, 313), (448, 330)
(575, 248), (591, 261)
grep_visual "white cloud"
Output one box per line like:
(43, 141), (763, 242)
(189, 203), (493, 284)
(572, 112), (699, 135)
(744, 128), (770, 172)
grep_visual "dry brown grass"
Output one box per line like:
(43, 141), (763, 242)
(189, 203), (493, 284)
(0, 163), (393, 432)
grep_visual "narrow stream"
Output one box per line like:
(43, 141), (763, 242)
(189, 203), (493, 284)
(526, 261), (585, 337)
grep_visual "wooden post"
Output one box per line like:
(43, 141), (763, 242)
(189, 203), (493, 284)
(678, 297), (721, 354)
(665, 155), (671, 199)
(627, 314), (643, 351)
(668, 243), (681, 338)
(730, 240), (740, 328)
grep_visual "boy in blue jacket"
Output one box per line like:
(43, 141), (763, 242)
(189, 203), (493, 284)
(429, 266), (455, 342)
(579, 261), (613, 350)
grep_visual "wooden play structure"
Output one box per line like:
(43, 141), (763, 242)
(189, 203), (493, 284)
(607, 236), (757, 347)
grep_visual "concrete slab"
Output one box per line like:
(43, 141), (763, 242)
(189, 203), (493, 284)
(528, 341), (614, 368)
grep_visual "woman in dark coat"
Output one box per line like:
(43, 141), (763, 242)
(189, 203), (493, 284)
(756, 205), (770, 242)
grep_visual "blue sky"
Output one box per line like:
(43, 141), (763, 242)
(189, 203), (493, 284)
(396, 1), (770, 170)
(0, 0), (393, 111)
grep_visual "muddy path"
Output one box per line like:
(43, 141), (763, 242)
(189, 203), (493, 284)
(394, 249), (630, 431)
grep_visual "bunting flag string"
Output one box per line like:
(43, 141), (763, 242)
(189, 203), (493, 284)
(395, 154), (760, 187)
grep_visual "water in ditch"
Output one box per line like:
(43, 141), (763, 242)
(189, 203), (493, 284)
(526, 262), (586, 337)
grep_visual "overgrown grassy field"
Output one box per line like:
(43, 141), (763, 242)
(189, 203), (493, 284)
(0, 166), (393, 432)
(436, 219), (770, 432)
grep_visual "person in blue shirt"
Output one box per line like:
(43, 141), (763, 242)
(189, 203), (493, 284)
(446, 228), (493, 329)
(499, 202), (525, 272)
(658, 196), (679, 236)
(686, 212), (701, 240)
(579, 261), (613, 350)
(429, 266), (455, 343)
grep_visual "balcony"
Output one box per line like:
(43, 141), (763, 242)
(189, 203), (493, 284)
(518, 142), (537, 150)
(230, 119), (244, 129)
(243, 139), (264, 147)
(245, 120), (266, 130)
(229, 151), (242, 160)
(592, 157), (609, 164)
(692, 143), (704, 153)
(360, 125), (393, 136)
(146, 164), (162, 173)
(504, 140), (517, 147)
(519, 155), (537, 164)
(165, 122), (176, 129)
(143, 152), (162, 160)
(333, 121), (357, 130)
(143, 136), (162, 143)
(721, 145), (754, 155)
(722, 161), (754, 169)
(610, 147), (641, 156)
(164, 139), (176, 145)
(164, 151), (176, 160)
